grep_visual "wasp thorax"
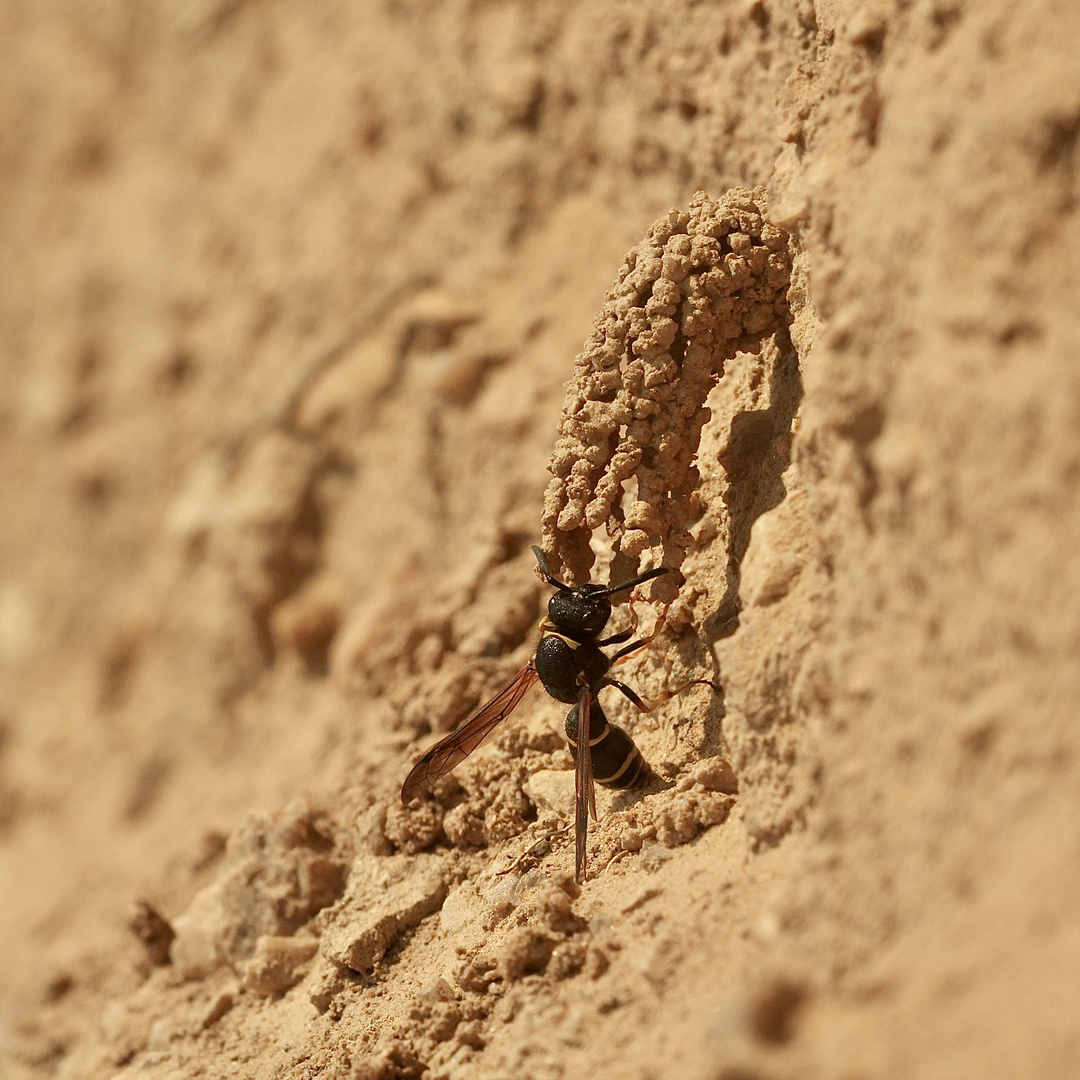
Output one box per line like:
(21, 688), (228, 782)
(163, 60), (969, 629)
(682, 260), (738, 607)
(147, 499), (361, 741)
(548, 586), (611, 640)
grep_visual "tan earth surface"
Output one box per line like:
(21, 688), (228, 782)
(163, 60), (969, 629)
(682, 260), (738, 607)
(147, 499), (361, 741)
(1, 2), (1079, 1078)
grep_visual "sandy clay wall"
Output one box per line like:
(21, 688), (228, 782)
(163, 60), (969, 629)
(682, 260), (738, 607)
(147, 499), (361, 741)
(1, 1), (1078, 1078)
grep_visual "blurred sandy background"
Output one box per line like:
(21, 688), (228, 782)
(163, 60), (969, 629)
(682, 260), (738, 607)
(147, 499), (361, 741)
(1, 2), (1079, 1078)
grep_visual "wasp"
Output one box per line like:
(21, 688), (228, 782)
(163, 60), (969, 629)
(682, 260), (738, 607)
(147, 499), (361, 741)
(401, 546), (718, 880)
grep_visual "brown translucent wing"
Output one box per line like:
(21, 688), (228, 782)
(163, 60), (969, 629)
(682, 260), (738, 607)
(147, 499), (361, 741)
(400, 663), (540, 804)
(574, 687), (598, 883)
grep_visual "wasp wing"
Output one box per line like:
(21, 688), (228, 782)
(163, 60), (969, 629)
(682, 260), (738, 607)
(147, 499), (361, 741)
(400, 662), (539, 804)
(574, 687), (598, 882)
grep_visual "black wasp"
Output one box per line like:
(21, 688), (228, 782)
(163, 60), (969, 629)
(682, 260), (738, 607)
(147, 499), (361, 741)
(401, 545), (718, 880)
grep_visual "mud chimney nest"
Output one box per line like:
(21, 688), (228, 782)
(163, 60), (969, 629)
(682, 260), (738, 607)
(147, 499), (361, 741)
(540, 188), (794, 599)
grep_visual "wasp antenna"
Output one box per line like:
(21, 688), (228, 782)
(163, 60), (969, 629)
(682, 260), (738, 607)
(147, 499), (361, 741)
(532, 545), (570, 590)
(601, 565), (670, 597)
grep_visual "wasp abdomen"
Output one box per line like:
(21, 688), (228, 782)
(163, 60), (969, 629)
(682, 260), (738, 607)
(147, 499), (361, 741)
(565, 702), (652, 790)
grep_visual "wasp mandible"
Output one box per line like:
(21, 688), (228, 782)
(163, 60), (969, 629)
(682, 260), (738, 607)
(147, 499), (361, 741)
(401, 546), (719, 880)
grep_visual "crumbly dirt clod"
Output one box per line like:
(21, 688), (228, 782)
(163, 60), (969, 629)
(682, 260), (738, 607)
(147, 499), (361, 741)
(319, 854), (452, 974)
(126, 902), (175, 968)
(241, 934), (319, 996)
(168, 800), (347, 978)
(541, 188), (793, 587)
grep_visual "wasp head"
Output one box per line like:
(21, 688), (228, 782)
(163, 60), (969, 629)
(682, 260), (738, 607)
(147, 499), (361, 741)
(547, 585), (611, 640)
(531, 544), (670, 641)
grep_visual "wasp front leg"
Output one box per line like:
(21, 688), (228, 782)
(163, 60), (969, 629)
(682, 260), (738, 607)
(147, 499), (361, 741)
(608, 602), (671, 665)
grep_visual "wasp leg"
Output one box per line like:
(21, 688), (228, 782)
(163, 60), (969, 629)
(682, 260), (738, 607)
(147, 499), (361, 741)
(598, 625), (634, 647)
(598, 600), (640, 647)
(604, 676), (721, 714)
(609, 603), (671, 666)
